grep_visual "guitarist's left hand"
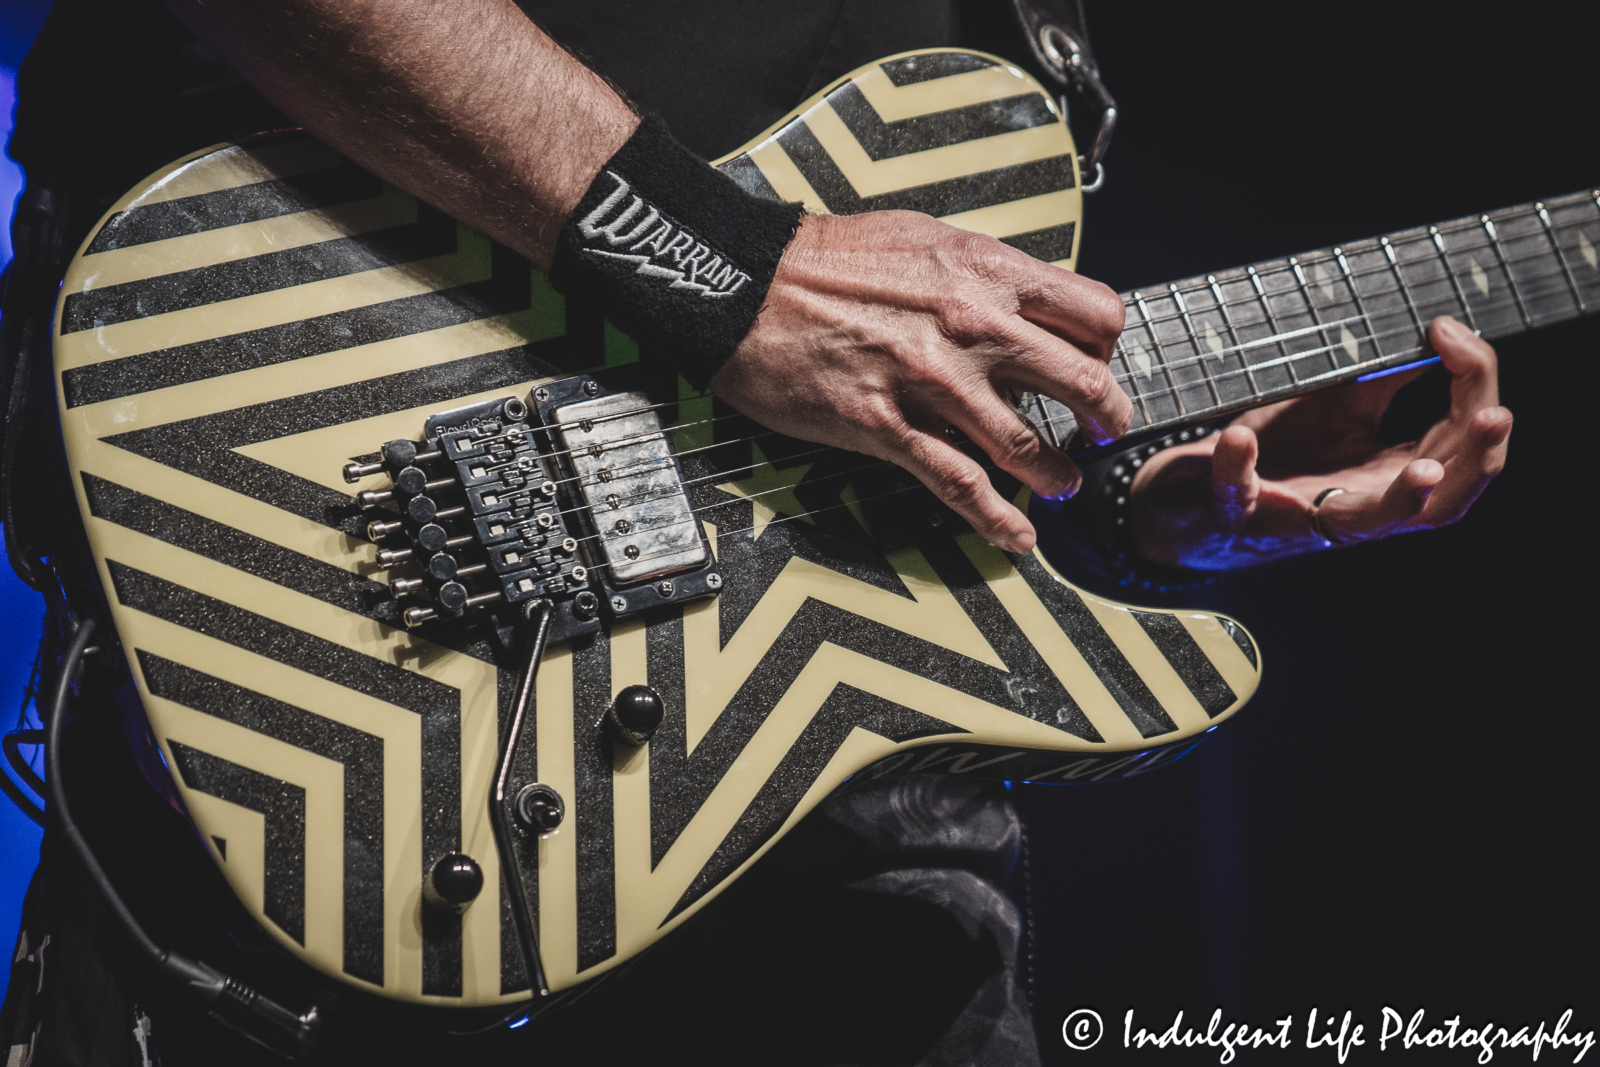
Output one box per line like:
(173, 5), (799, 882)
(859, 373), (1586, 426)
(1127, 316), (1513, 569)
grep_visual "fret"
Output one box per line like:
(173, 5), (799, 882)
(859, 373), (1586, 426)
(1245, 266), (1301, 386)
(1342, 239), (1425, 363)
(1478, 214), (1532, 329)
(1132, 291), (1192, 417)
(1256, 262), (1348, 383)
(1031, 393), (1062, 448)
(1036, 191), (1596, 458)
(1488, 204), (1580, 327)
(1432, 221), (1523, 339)
(1300, 251), (1378, 368)
(1206, 273), (1262, 400)
(1111, 336), (1155, 430)
(1286, 257), (1341, 375)
(1119, 298), (1181, 425)
(1145, 286), (1219, 416)
(1168, 284), (1223, 409)
(1170, 274), (1260, 408)
(1213, 270), (1296, 395)
(1426, 227), (1477, 330)
(1536, 201), (1587, 313)
(1378, 236), (1429, 341)
(1542, 190), (1600, 310)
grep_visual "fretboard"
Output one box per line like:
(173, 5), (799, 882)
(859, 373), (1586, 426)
(1038, 189), (1600, 452)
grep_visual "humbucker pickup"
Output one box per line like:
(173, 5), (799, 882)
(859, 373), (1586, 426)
(531, 375), (722, 618)
(547, 390), (705, 584)
(344, 377), (721, 649)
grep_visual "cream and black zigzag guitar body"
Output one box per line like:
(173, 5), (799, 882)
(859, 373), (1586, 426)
(52, 47), (1600, 1010)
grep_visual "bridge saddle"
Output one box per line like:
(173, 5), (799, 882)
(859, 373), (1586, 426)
(345, 377), (720, 649)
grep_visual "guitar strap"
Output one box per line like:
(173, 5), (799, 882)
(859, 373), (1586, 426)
(1003, 0), (1117, 184)
(0, 180), (91, 607)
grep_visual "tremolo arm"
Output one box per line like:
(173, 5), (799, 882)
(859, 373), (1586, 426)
(342, 375), (719, 1005)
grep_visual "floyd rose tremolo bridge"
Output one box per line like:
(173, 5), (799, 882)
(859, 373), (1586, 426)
(344, 375), (723, 650)
(343, 375), (723, 998)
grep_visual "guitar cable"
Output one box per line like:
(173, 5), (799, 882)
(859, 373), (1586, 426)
(42, 617), (322, 1059)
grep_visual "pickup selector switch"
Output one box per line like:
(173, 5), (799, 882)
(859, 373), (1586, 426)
(513, 784), (564, 832)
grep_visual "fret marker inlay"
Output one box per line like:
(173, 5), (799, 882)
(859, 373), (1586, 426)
(1581, 232), (1598, 272)
(1203, 323), (1224, 361)
(1470, 260), (1490, 296)
(1340, 326), (1359, 363)
(1128, 341), (1153, 380)
(1312, 262), (1337, 303)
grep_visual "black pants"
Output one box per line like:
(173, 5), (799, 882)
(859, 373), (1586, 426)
(2, 697), (1039, 1066)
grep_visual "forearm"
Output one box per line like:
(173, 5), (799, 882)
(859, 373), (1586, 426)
(162, 0), (637, 265)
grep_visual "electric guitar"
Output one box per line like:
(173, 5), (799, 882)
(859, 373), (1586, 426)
(52, 47), (1599, 1010)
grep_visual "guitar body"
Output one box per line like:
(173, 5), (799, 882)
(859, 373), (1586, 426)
(53, 50), (1259, 1006)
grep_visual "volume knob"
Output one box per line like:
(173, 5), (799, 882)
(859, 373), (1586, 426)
(609, 685), (664, 746)
(423, 853), (483, 913)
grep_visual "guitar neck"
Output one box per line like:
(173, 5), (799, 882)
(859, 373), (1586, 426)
(1039, 189), (1600, 452)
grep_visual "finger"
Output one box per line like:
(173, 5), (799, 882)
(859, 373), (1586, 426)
(1209, 425), (1259, 533)
(932, 386), (1083, 500)
(1317, 459), (1444, 541)
(1418, 405), (1513, 527)
(1006, 259), (1126, 360)
(1431, 314), (1500, 424)
(889, 426), (1038, 553)
(990, 317), (1134, 445)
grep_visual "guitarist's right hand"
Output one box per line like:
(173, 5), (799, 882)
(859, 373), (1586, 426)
(165, 0), (1134, 554)
(711, 211), (1133, 555)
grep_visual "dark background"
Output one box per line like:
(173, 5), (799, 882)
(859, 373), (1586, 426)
(0, 0), (1595, 1058)
(1023, 2), (1597, 1062)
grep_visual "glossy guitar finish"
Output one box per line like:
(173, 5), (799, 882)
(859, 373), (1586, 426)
(54, 49), (1267, 1006)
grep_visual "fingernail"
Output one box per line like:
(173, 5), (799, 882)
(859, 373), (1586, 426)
(1040, 474), (1083, 502)
(1437, 315), (1468, 340)
(1013, 531), (1036, 553)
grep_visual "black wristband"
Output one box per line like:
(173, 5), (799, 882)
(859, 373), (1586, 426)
(550, 116), (805, 388)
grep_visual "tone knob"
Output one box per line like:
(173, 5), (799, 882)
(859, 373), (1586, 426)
(423, 853), (483, 913)
(609, 685), (664, 746)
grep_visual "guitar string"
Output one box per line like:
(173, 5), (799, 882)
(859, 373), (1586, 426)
(578, 260), (1585, 502)
(500, 203), (1599, 451)
(489, 245), (1589, 502)
(427, 203), (1597, 475)
(1112, 234), (1589, 359)
(491, 327), (1451, 583)
(550, 258), (1589, 580)
(1102, 266), (1586, 403)
(379, 258), (1589, 586)
(367, 211), (1596, 591)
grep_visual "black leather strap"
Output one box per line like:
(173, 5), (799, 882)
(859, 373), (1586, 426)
(1004, 0), (1117, 178)
(1007, 0), (1098, 92)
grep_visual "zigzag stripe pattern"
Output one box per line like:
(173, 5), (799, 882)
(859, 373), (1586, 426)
(52, 50), (1260, 1007)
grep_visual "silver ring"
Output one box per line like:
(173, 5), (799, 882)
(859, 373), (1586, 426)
(1309, 488), (1347, 547)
